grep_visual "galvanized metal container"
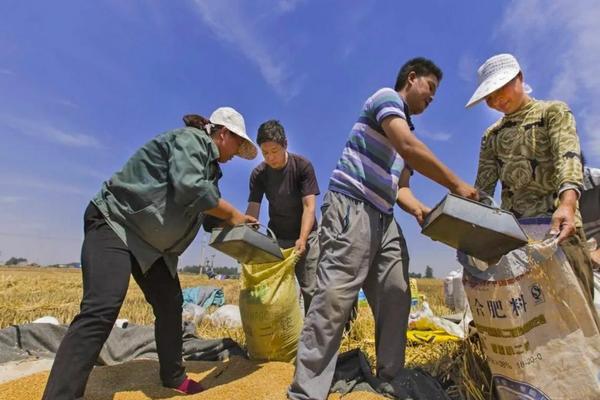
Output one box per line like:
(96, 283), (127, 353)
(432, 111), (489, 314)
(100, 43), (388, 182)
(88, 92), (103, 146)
(421, 194), (528, 262)
(209, 224), (284, 264)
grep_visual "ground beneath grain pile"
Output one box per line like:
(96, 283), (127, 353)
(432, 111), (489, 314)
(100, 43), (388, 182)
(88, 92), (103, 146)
(0, 357), (387, 400)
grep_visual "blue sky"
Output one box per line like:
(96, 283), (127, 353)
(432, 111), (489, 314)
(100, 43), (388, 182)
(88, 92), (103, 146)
(1, 0), (598, 276)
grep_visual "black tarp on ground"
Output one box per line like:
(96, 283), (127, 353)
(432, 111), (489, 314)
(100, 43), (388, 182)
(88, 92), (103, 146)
(331, 349), (452, 400)
(0, 323), (245, 365)
(1, 324), (451, 399)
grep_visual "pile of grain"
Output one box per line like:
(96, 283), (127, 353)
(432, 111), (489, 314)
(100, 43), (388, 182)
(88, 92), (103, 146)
(0, 267), (491, 399)
(0, 357), (387, 400)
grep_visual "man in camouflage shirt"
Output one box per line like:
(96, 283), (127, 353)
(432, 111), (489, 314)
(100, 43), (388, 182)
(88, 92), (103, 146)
(466, 53), (593, 299)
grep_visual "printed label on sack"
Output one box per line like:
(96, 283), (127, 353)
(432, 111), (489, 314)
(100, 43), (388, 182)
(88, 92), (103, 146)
(464, 252), (600, 400)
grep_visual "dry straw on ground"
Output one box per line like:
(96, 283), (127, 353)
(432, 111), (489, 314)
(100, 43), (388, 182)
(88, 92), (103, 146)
(0, 267), (491, 399)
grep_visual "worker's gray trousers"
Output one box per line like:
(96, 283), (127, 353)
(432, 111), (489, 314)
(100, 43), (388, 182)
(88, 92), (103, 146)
(288, 191), (411, 400)
(278, 230), (320, 315)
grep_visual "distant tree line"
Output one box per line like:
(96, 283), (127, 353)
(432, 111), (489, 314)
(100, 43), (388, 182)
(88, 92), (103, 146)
(180, 265), (239, 278)
(5, 257), (28, 266)
(425, 266), (434, 278)
(1, 257), (79, 268)
(409, 266), (434, 279)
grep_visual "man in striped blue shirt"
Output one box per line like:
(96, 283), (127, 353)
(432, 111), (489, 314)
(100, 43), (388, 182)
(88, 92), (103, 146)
(289, 58), (478, 400)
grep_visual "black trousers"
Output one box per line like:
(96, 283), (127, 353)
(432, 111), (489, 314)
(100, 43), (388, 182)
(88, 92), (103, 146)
(42, 203), (186, 400)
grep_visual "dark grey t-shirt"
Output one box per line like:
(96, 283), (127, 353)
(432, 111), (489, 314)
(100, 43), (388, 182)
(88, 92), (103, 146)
(581, 167), (600, 243)
(248, 153), (320, 240)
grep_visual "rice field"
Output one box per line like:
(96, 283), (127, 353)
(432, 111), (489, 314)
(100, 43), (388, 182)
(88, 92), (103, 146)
(0, 266), (492, 399)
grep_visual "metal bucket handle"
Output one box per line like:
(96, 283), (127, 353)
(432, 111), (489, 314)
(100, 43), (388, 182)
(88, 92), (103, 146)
(244, 222), (278, 242)
(478, 191), (500, 209)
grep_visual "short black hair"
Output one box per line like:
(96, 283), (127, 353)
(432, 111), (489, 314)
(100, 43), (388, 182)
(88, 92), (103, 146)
(394, 57), (443, 91)
(257, 119), (287, 146)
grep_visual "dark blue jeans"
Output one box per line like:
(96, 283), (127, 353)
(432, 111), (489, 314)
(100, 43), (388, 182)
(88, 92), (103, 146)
(42, 203), (185, 400)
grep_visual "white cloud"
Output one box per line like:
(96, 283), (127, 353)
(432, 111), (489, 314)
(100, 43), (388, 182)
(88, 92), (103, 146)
(192, 0), (303, 100)
(75, 166), (110, 181)
(1, 115), (103, 149)
(498, 0), (600, 159)
(53, 99), (80, 109)
(417, 130), (452, 142)
(277, 0), (304, 13)
(0, 174), (89, 196)
(42, 126), (102, 148)
(333, 3), (374, 59)
(0, 196), (23, 204)
(0, 68), (13, 75)
(457, 53), (478, 84)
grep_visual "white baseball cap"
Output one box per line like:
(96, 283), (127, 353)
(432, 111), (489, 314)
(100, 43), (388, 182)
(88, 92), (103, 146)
(209, 107), (258, 160)
(465, 53), (521, 108)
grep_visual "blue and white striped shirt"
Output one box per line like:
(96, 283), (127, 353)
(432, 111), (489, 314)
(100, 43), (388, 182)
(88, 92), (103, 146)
(329, 88), (413, 214)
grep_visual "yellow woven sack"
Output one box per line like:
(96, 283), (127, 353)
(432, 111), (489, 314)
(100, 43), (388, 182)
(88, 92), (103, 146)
(239, 248), (302, 362)
(409, 278), (420, 313)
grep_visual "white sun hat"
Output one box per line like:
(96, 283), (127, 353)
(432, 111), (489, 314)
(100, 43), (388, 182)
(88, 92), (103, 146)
(465, 53), (521, 108)
(209, 107), (258, 160)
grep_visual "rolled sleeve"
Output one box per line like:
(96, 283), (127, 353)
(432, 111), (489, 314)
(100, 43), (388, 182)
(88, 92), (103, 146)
(547, 102), (584, 193)
(475, 130), (499, 197)
(558, 183), (581, 199)
(168, 129), (221, 211)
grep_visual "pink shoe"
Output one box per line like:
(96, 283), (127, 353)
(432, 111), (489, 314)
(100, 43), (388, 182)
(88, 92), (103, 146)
(175, 377), (204, 394)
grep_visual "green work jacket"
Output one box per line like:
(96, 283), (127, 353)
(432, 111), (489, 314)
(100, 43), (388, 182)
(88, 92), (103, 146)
(93, 127), (221, 276)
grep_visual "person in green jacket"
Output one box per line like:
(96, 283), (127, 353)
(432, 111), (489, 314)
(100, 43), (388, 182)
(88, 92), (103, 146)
(42, 107), (258, 399)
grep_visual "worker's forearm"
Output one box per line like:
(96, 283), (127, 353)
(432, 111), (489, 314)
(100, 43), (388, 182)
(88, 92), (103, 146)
(298, 205), (315, 242)
(558, 189), (578, 210)
(400, 139), (462, 192)
(205, 199), (242, 220)
(396, 187), (425, 215)
(245, 202), (260, 219)
(383, 117), (462, 192)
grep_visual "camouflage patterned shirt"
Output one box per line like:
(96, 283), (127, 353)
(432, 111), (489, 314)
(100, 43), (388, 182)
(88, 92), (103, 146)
(475, 99), (583, 226)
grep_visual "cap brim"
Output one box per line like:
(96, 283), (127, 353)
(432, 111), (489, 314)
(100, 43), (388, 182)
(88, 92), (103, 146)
(223, 125), (257, 160)
(465, 70), (520, 108)
(237, 138), (258, 160)
(465, 86), (491, 108)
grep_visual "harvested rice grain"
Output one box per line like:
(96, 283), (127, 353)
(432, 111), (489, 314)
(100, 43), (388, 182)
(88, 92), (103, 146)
(0, 357), (388, 400)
